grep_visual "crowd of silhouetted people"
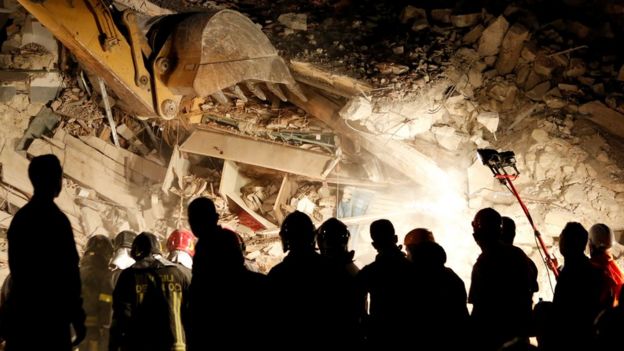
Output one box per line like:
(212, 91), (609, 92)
(1, 154), (623, 351)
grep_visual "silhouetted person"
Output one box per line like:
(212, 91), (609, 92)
(501, 216), (516, 245)
(0, 275), (12, 347)
(357, 219), (416, 349)
(5, 154), (86, 350)
(80, 235), (114, 351)
(406, 240), (469, 350)
(109, 232), (191, 351)
(268, 211), (341, 349)
(594, 287), (624, 351)
(469, 208), (538, 351)
(403, 227), (435, 261)
(549, 222), (612, 351)
(501, 217), (539, 298)
(589, 223), (624, 306)
(110, 230), (137, 286)
(166, 229), (196, 270)
(187, 197), (268, 350)
(317, 217), (366, 346)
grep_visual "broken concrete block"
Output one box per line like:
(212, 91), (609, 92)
(478, 16), (509, 57)
(567, 21), (590, 39)
(467, 158), (495, 195)
(579, 101), (624, 139)
(29, 72), (62, 103)
(451, 13), (481, 28)
(463, 24), (484, 44)
(400, 6), (426, 24)
(431, 9), (452, 23)
(558, 83), (579, 93)
(484, 56), (497, 66)
(524, 70), (547, 90)
(477, 111), (499, 134)
(520, 42), (538, 62)
(21, 17), (58, 62)
(495, 23), (529, 75)
(468, 68), (483, 87)
(564, 58), (587, 78)
(432, 125), (464, 151)
(516, 64), (531, 86)
(618, 64), (624, 81)
(339, 96), (372, 121)
(16, 107), (60, 150)
(531, 129), (549, 143)
(0, 84), (17, 103)
(533, 54), (557, 77)
(411, 19), (430, 31)
(544, 95), (566, 109)
(277, 13), (307, 31)
(526, 81), (551, 101)
(376, 62), (409, 75)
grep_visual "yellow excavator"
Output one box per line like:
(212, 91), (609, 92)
(16, 0), (306, 119)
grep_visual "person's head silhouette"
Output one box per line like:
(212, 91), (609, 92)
(559, 222), (588, 259)
(370, 219), (398, 252)
(501, 216), (516, 245)
(280, 211), (316, 253)
(317, 217), (350, 257)
(472, 207), (502, 248)
(188, 197), (219, 238)
(28, 154), (63, 199)
(130, 232), (162, 261)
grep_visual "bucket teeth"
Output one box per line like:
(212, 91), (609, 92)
(245, 81), (266, 101)
(230, 85), (248, 103)
(265, 82), (287, 102)
(285, 83), (307, 102)
(211, 90), (229, 105)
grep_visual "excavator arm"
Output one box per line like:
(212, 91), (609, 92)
(17, 0), (305, 120)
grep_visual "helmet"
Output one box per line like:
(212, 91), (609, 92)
(280, 211), (316, 252)
(404, 228), (435, 247)
(85, 235), (114, 260)
(166, 229), (196, 256)
(589, 223), (614, 249)
(317, 218), (350, 254)
(113, 230), (137, 250)
(131, 232), (162, 260)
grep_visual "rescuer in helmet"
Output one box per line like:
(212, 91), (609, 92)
(166, 229), (196, 269)
(109, 232), (191, 351)
(589, 223), (624, 305)
(79, 235), (114, 351)
(317, 217), (358, 276)
(110, 230), (137, 286)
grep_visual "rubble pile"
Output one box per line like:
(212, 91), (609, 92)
(283, 181), (336, 223)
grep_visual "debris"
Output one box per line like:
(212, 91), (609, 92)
(496, 23), (529, 75)
(339, 96), (372, 121)
(526, 81), (551, 101)
(29, 72), (62, 103)
(477, 112), (500, 134)
(478, 16), (509, 57)
(618, 65), (624, 81)
(16, 107), (59, 150)
(278, 13), (307, 31)
(463, 24), (484, 45)
(564, 58), (587, 78)
(376, 62), (409, 75)
(579, 101), (624, 139)
(451, 13), (481, 28)
(116, 124), (149, 155)
(520, 42), (538, 62)
(430, 9), (452, 24)
(400, 6), (425, 24)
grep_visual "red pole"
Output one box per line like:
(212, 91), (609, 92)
(497, 175), (560, 279)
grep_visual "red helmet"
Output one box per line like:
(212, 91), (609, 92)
(167, 229), (196, 256)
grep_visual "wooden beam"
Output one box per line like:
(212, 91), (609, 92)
(286, 87), (453, 189)
(289, 61), (373, 98)
(180, 126), (337, 180)
(79, 135), (166, 183)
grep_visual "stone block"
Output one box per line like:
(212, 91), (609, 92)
(431, 9), (452, 23)
(496, 23), (529, 75)
(478, 16), (509, 57)
(463, 24), (484, 44)
(451, 13), (481, 28)
(29, 72), (62, 103)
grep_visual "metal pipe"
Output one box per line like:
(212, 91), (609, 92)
(98, 77), (121, 147)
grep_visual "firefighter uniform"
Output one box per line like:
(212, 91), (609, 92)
(109, 233), (191, 351)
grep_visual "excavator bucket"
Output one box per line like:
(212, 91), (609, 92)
(166, 10), (306, 102)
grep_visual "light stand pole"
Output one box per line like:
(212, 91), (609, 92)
(477, 149), (559, 279)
